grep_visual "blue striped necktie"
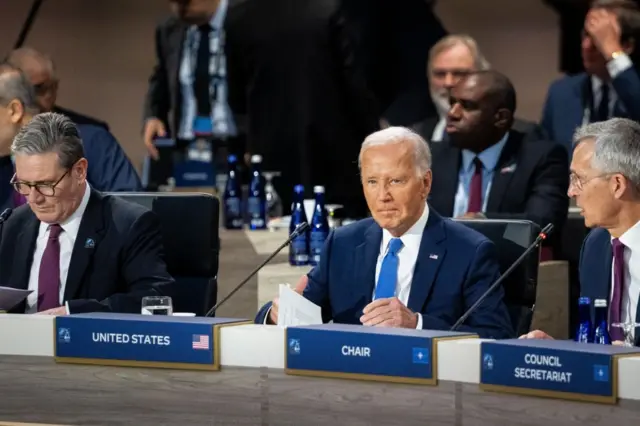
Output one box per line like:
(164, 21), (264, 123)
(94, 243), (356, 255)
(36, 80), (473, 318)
(374, 238), (404, 300)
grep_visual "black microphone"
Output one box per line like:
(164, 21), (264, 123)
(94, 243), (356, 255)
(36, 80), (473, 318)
(0, 208), (12, 224)
(450, 223), (554, 332)
(204, 222), (310, 317)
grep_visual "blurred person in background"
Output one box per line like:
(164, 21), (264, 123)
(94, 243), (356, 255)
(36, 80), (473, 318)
(541, 0), (640, 151)
(0, 63), (141, 199)
(143, 0), (379, 217)
(414, 34), (546, 143)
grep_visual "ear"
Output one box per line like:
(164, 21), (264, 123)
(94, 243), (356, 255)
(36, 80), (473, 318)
(72, 158), (88, 182)
(7, 99), (25, 125)
(611, 173), (629, 199)
(422, 169), (432, 200)
(494, 108), (512, 131)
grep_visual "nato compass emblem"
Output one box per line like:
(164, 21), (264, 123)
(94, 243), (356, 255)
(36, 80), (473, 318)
(483, 353), (494, 370)
(288, 338), (301, 355)
(58, 327), (71, 343)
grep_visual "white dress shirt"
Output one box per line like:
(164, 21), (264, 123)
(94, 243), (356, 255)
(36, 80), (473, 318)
(584, 53), (633, 124)
(25, 184), (91, 313)
(611, 220), (640, 339)
(373, 203), (430, 329)
(431, 117), (447, 142)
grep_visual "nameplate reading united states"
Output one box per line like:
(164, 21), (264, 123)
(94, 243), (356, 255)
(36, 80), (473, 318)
(480, 339), (640, 404)
(55, 313), (249, 370)
(285, 324), (476, 384)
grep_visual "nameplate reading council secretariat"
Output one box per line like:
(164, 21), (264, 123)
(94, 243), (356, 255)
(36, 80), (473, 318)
(480, 339), (640, 404)
(285, 324), (476, 384)
(55, 313), (249, 370)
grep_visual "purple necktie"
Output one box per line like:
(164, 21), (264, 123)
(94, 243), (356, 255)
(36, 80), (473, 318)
(37, 224), (63, 312)
(467, 158), (483, 213)
(610, 238), (626, 341)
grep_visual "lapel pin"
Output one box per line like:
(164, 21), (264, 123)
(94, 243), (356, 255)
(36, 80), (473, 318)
(84, 238), (95, 249)
(429, 254), (438, 260)
(500, 164), (516, 174)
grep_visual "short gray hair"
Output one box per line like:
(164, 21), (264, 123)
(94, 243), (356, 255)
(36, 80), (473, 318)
(12, 112), (84, 169)
(7, 47), (57, 80)
(0, 64), (39, 115)
(573, 117), (640, 188)
(358, 127), (432, 176)
(428, 34), (491, 73)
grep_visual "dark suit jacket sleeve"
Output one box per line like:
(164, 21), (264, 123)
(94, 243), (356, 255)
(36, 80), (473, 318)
(85, 128), (142, 192)
(421, 241), (514, 339)
(143, 23), (171, 127)
(612, 67), (640, 122)
(540, 84), (556, 142)
(254, 230), (336, 324)
(67, 211), (174, 313)
(485, 143), (569, 231)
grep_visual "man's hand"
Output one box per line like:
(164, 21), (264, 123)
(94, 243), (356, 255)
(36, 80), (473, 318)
(268, 275), (309, 324)
(519, 329), (554, 340)
(585, 8), (623, 59)
(143, 118), (167, 160)
(360, 297), (418, 328)
(456, 212), (486, 220)
(36, 306), (67, 316)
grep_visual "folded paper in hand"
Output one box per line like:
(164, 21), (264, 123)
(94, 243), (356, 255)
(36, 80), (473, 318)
(277, 284), (322, 327)
(0, 286), (32, 311)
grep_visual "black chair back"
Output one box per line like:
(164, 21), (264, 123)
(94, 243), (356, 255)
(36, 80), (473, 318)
(454, 218), (540, 335)
(109, 192), (219, 316)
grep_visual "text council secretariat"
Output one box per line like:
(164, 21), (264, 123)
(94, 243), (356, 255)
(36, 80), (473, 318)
(514, 353), (572, 383)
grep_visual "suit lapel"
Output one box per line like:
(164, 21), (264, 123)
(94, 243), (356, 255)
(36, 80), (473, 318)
(430, 145), (459, 216)
(63, 190), (107, 301)
(10, 214), (39, 290)
(595, 234), (612, 301)
(486, 131), (521, 212)
(407, 209), (446, 312)
(353, 221), (382, 312)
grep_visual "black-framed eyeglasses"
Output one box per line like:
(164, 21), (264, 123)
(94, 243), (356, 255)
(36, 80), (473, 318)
(10, 169), (70, 197)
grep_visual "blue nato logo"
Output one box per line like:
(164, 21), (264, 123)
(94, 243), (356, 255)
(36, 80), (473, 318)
(412, 347), (430, 365)
(57, 327), (71, 344)
(288, 338), (301, 355)
(483, 353), (494, 370)
(593, 364), (609, 382)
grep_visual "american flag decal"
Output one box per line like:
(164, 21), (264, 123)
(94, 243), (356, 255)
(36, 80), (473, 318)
(192, 334), (210, 350)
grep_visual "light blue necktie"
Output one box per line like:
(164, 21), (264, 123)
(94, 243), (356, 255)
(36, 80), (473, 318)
(374, 238), (404, 300)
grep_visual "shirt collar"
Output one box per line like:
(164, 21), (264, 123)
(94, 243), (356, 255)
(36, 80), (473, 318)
(591, 75), (613, 95)
(381, 203), (430, 253)
(461, 132), (509, 174)
(189, 0), (227, 33)
(615, 220), (640, 248)
(39, 183), (91, 238)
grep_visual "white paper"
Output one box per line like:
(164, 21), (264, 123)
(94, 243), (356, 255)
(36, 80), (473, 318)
(0, 286), (32, 311)
(277, 284), (322, 327)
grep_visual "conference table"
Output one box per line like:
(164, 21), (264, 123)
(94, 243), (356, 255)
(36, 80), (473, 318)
(2, 315), (640, 426)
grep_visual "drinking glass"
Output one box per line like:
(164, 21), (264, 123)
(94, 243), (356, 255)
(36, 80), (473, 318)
(325, 204), (343, 229)
(141, 296), (173, 315)
(610, 321), (640, 347)
(263, 171), (283, 219)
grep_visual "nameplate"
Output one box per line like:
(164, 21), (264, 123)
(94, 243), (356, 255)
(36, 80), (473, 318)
(55, 313), (249, 371)
(285, 324), (476, 385)
(480, 339), (640, 404)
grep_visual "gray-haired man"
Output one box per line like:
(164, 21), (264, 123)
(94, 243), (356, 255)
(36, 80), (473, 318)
(0, 112), (173, 315)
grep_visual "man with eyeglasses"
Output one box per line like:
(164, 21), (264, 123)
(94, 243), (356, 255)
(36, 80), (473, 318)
(524, 117), (640, 345)
(0, 63), (141, 199)
(0, 112), (174, 315)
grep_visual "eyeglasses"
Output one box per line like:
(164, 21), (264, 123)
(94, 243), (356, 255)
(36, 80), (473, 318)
(569, 172), (610, 192)
(10, 169), (69, 197)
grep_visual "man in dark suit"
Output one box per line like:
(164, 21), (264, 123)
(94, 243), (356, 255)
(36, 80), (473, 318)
(7, 47), (110, 131)
(0, 113), (173, 315)
(541, 0), (640, 152)
(413, 34), (546, 144)
(143, 0), (378, 216)
(255, 127), (513, 338)
(428, 70), (569, 259)
(0, 64), (141, 198)
(525, 117), (640, 345)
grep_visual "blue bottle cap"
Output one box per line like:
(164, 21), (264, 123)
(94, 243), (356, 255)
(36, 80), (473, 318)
(227, 154), (237, 163)
(578, 296), (591, 305)
(294, 184), (304, 194)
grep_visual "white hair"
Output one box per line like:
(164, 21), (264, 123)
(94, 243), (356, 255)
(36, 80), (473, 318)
(358, 127), (432, 176)
(573, 117), (640, 188)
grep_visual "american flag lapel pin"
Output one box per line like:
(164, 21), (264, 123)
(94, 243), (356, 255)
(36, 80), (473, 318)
(429, 254), (438, 260)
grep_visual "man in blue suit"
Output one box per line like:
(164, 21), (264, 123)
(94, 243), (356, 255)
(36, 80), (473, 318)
(255, 127), (513, 339)
(524, 117), (640, 345)
(541, 0), (640, 152)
